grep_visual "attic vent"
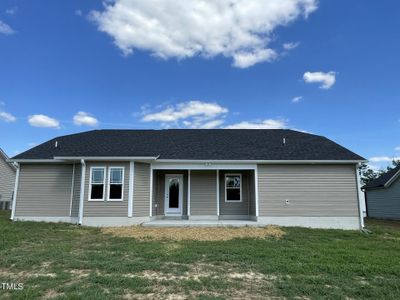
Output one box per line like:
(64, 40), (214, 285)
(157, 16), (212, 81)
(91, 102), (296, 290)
(55, 141), (58, 148)
(283, 137), (286, 146)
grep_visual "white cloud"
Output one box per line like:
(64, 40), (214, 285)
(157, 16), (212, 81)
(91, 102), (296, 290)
(232, 49), (277, 69)
(303, 71), (336, 89)
(142, 101), (228, 128)
(368, 164), (381, 172)
(283, 42), (300, 50)
(28, 114), (60, 128)
(395, 146), (400, 152)
(199, 119), (225, 129)
(225, 119), (288, 129)
(73, 111), (99, 126)
(0, 111), (16, 122)
(6, 7), (18, 15)
(90, 0), (318, 68)
(291, 96), (303, 103)
(75, 9), (83, 17)
(0, 20), (15, 35)
(369, 156), (400, 163)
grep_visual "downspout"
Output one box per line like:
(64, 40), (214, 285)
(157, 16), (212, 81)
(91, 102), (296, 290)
(10, 163), (20, 221)
(78, 159), (86, 225)
(355, 163), (365, 229)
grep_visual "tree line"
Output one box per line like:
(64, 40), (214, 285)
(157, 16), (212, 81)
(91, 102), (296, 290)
(359, 160), (400, 185)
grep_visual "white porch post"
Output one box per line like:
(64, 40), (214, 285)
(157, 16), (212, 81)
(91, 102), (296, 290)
(78, 159), (86, 225)
(355, 164), (365, 229)
(187, 169), (191, 216)
(216, 169), (220, 216)
(254, 166), (259, 217)
(128, 161), (135, 218)
(149, 164), (153, 217)
(10, 163), (20, 221)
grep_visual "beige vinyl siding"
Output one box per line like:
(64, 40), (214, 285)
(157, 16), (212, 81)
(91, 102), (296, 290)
(153, 170), (188, 216)
(258, 164), (359, 217)
(70, 164), (81, 217)
(133, 162), (150, 217)
(366, 177), (400, 220)
(248, 170), (256, 216)
(190, 170), (217, 215)
(0, 156), (15, 204)
(219, 170), (251, 216)
(15, 164), (73, 217)
(83, 162), (129, 217)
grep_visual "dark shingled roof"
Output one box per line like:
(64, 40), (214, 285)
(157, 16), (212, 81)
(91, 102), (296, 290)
(12, 129), (365, 161)
(363, 165), (400, 190)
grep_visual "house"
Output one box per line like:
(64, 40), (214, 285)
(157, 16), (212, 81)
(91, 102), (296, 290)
(10, 129), (365, 229)
(363, 165), (400, 220)
(0, 148), (16, 210)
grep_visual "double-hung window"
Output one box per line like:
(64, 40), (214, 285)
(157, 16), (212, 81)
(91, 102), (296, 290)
(225, 174), (242, 202)
(90, 167), (105, 200)
(108, 167), (124, 201)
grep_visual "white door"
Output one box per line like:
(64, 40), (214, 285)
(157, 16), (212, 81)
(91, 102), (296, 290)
(164, 174), (183, 216)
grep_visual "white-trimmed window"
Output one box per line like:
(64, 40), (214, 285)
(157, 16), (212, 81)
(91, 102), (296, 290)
(225, 174), (242, 202)
(89, 167), (105, 201)
(108, 167), (124, 201)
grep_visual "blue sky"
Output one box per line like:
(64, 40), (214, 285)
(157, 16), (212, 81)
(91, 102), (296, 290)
(0, 0), (399, 169)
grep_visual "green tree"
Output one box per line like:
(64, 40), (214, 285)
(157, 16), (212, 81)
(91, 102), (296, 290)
(359, 159), (400, 185)
(358, 162), (379, 185)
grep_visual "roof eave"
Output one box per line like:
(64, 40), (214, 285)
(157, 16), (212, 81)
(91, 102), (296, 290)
(153, 159), (366, 164)
(10, 156), (160, 163)
(383, 168), (400, 188)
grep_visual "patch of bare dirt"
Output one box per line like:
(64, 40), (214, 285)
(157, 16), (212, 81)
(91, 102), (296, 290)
(42, 289), (64, 299)
(123, 292), (187, 300)
(120, 262), (281, 299)
(69, 269), (90, 278)
(0, 268), (56, 279)
(102, 225), (285, 241)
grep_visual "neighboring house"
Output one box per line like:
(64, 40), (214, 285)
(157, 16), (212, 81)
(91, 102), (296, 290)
(0, 148), (16, 210)
(363, 165), (400, 220)
(10, 129), (365, 229)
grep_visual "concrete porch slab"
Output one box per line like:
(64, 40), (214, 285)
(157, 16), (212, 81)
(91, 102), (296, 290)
(142, 219), (259, 227)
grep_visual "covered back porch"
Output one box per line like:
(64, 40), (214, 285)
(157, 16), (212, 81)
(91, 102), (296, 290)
(150, 163), (258, 222)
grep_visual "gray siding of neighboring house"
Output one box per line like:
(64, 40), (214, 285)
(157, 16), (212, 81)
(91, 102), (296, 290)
(366, 177), (400, 220)
(83, 162), (129, 217)
(258, 164), (359, 217)
(190, 170), (217, 215)
(133, 162), (150, 217)
(71, 164), (81, 218)
(153, 170), (188, 216)
(15, 164), (73, 217)
(219, 170), (253, 216)
(0, 156), (15, 207)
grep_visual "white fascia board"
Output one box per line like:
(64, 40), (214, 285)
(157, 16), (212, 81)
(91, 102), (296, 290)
(155, 159), (366, 164)
(152, 160), (365, 170)
(10, 159), (66, 163)
(384, 169), (400, 188)
(153, 162), (257, 170)
(53, 156), (159, 161)
(0, 149), (17, 171)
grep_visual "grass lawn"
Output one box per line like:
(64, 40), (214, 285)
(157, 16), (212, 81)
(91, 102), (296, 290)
(0, 212), (399, 299)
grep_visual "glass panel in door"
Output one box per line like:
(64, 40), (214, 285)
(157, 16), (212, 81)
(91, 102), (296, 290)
(169, 178), (179, 209)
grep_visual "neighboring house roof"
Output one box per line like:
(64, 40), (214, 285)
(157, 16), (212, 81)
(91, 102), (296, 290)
(12, 129), (365, 161)
(0, 148), (17, 172)
(363, 165), (400, 190)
